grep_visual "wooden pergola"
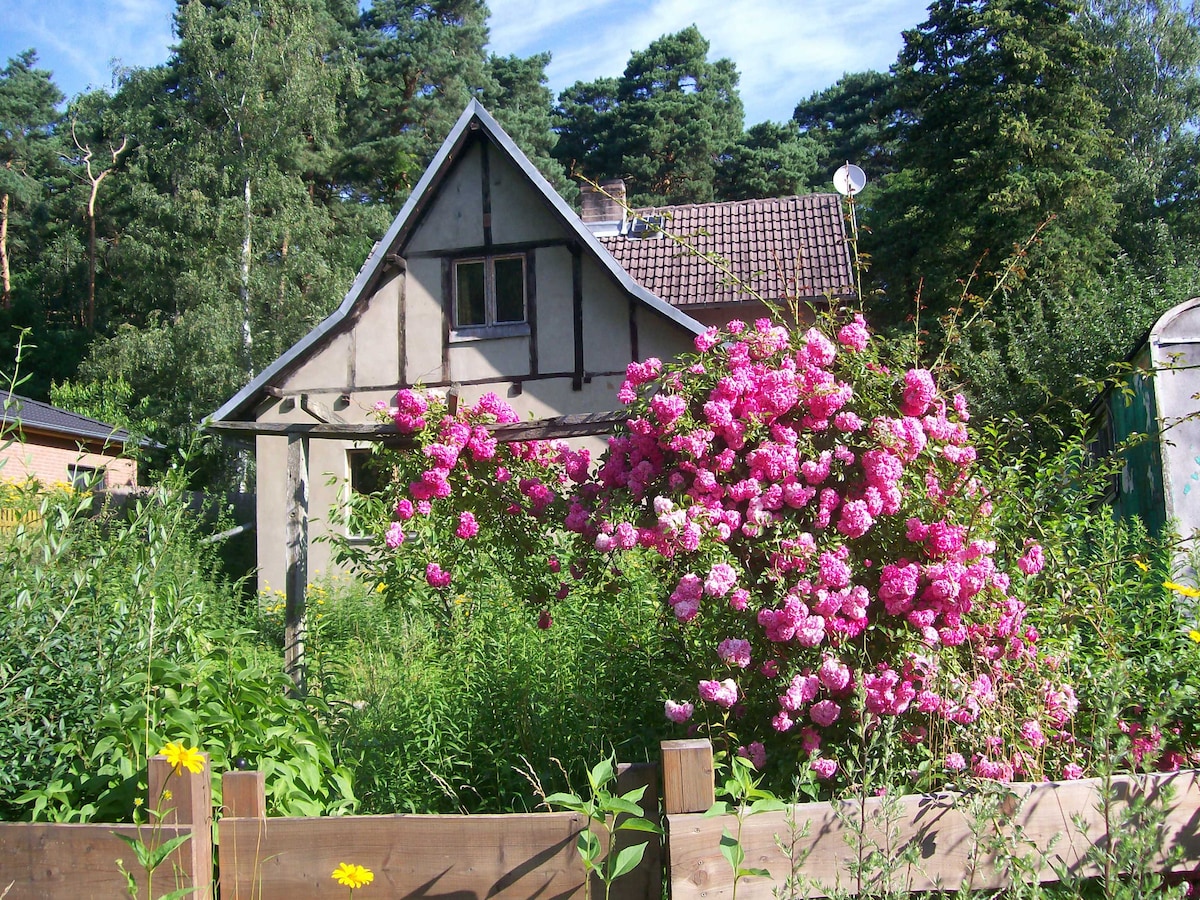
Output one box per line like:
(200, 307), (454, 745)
(206, 411), (627, 691)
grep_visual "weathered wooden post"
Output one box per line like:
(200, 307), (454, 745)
(148, 752), (213, 900)
(284, 433), (309, 693)
(661, 739), (715, 816)
(222, 769), (267, 819)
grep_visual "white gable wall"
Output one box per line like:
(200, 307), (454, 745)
(249, 130), (696, 592)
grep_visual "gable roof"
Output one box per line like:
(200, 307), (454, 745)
(600, 194), (854, 309)
(0, 392), (136, 446)
(211, 100), (706, 424)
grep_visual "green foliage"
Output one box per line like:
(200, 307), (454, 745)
(792, 69), (897, 186)
(0, 458), (354, 822)
(302, 570), (674, 814)
(871, 0), (1118, 319)
(553, 26), (745, 206)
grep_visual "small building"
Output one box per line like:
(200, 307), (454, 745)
(0, 392), (141, 491)
(210, 101), (854, 592)
(1092, 297), (1200, 541)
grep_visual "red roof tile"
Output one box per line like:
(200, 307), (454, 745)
(599, 194), (854, 309)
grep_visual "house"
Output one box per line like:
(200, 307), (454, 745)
(0, 392), (141, 491)
(1092, 296), (1200, 542)
(209, 101), (854, 593)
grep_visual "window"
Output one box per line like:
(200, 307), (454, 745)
(68, 465), (103, 491)
(454, 255), (526, 330)
(346, 449), (388, 537)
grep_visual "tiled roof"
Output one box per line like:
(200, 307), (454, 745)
(599, 194), (854, 308)
(0, 392), (135, 446)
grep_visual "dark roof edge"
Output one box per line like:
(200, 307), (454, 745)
(210, 101), (705, 424)
(0, 392), (144, 446)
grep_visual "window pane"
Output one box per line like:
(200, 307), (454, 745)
(494, 256), (525, 323)
(456, 261), (486, 327)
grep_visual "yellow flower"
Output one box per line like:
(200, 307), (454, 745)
(1189, 629), (1200, 644)
(1165, 581), (1200, 599)
(1133, 558), (1149, 572)
(160, 742), (205, 775)
(332, 863), (374, 889)
(162, 789), (173, 802)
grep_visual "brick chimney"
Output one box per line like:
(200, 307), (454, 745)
(580, 178), (627, 236)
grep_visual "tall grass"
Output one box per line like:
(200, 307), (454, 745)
(303, 562), (676, 814)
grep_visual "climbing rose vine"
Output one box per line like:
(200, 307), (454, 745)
(356, 310), (1083, 791)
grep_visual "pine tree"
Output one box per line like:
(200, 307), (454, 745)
(871, 0), (1117, 318)
(0, 50), (64, 310)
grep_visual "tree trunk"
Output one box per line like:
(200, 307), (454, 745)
(241, 175), (253, 376)
(86, 210), (96, 331)
(0, 187), (10, 311)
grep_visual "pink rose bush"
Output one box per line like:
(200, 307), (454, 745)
(342, 389), (590, 619)
(353, 310), (1090, 794)
(561, 314), (1083, 789)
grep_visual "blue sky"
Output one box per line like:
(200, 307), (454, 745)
(2, 0), (931, 124)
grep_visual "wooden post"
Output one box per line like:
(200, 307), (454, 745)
(221, 770), (266, 819)
(611, 762), (662, 900)
(284, 434), (309, 693)
(661, 739), (715, 816)
(148, 753), (213, 900)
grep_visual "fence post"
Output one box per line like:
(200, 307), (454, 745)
(661, 739), (715, 816)
(222, 770), (267, 819)
(610, 762), (662, 900)
(148, 752), (213, 900)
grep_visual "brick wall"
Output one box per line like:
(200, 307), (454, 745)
(0, 435), (137, 490)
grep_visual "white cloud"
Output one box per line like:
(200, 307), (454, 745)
(487, 0), (930, 123)
(1, 0), (175, 97)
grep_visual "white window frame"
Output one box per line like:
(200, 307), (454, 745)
(452, 254), (528, 335)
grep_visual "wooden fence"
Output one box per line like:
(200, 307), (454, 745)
(4, 740), (1200, 899)
(661, 740), (1200, 899)
(0, 754), (213, 900)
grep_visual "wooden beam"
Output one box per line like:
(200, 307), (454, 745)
(571, 244), (584, 391)
(284, 435), (309, 694)
(206, 410), (629, 443)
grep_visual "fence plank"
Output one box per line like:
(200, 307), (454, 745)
(0, 822), (194, 900)
(667, 770), (1200, 899)
(148, 752), (213, 900)
(222, 770), (267, 819)
(219, 811), (592, 899)
(0, 754), (211, 900)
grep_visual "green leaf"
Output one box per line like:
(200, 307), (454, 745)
(587, 757), (615, 793)
(704, 801), (731, 817)
(576, 829), (602, 867)
(544, 791), (585, 812)
(740, 866), (771, 879)
(609, 842), (647, 880)
(615, 817), (662, 835)
(719, 829), (744, 871)
(605, 797), (646, 817)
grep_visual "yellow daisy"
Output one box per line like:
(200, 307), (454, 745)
(160, 742), (205, 775)
(332, 862), (374, 889)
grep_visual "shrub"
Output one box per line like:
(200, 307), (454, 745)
(0, 467), (355, 821)
(348, 309), (1098, 798)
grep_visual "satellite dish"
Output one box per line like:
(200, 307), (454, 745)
(833, 163), (867, 197)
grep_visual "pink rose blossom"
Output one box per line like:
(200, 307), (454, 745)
(385, 522), (405, 549)
(665, 700), (695, 723)
(718, 638), (753, 668)
(811, 757), (838, 779)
